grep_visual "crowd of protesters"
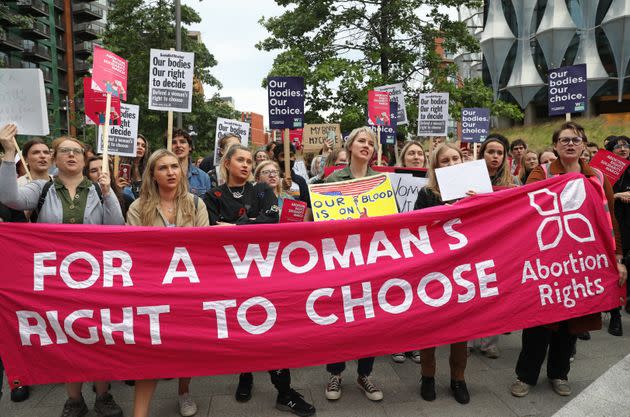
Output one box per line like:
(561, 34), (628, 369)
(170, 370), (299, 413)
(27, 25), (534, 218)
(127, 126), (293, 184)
(0, 120), (628, 417)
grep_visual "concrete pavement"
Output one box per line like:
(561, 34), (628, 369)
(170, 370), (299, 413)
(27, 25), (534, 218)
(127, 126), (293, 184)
(2, 313), (629, 417)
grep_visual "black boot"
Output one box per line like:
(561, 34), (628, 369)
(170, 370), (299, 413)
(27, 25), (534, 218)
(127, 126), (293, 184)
(577, 331), (591, 340)
(450, 380), (470, 404)
(609, 310), (623, 336)
(235, 372), (253, 402)
(420, 376), (436, 401)
(10, 386), (29, 402)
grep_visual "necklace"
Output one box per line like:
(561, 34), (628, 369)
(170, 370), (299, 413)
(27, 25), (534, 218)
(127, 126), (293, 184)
(228, 184), (245, 199)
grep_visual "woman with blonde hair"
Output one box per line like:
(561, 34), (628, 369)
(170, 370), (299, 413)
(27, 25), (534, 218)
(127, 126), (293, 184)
(399, 140), (426, 168)
(413, 143), (474, 404)
(127, 149), (208, 417)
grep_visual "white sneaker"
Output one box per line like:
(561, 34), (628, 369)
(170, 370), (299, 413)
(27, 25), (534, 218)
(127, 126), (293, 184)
(357, 375), (383, 401)
(325, 374), (342, 400)
(178, 393), (198, 416)
(391, 352), (406, 363)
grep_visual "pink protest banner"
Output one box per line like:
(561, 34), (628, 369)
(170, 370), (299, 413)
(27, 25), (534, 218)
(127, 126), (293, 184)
(83, 78), (121, 126)
(589, 150), (630, 185)
(91, 45), (128, 101)
(279, 198), (307, 223)
(367, 90), (390, 126)
(0, 174), (623, 386)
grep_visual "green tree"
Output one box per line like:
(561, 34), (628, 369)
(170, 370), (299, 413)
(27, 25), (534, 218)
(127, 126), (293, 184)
(94, 0), (237, 155)
(258, 0), (522, 133)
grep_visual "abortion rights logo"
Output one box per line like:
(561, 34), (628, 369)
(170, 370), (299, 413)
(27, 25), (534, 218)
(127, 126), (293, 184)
(528, 178), (595, 251)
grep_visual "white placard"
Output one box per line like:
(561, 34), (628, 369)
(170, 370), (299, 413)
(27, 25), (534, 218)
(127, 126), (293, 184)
(213, 117), (250, 164)
(435, 159), (493, 201)
(0, 69), (49, 136)
(375, 83), (407, 125)
(97, 103), (140, 157)
(148, 49), (195, 112)
(418, 92), (449, 136)
(387, 173), (428, 213)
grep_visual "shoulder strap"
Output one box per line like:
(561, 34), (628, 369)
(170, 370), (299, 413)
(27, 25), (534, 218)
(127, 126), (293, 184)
(89, 182), (104, 204)
(32, 180), (54, 223)
(194, 193), (199, 210)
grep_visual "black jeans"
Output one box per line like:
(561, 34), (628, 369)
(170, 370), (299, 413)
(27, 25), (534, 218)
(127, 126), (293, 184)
(326, 358), (374, 377)
(515, 322), (576, 385)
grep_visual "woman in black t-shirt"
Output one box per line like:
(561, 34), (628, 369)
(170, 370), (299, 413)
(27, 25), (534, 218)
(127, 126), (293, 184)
(202, 145), (315, 417)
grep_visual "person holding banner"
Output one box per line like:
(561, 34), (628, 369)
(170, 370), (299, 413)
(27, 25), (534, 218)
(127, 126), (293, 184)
(511, 122), (627, 398)
(324, 127), (384, 402)
(254, 160), (288, 199)
(413, 143), (472, 404)
(400, 140), (426, 169)
(606, 136), (630, 316)
(0, 124), (124, 417)
(126, 149), (209, 417)
(203, 145), (316, 417)
(169, 129), (212, 197)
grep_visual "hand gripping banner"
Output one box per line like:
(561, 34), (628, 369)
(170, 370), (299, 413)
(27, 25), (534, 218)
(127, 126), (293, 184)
(0, 173), (623, 385)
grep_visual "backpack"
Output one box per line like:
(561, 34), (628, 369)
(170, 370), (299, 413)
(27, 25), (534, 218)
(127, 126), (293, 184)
(30, 180), (103, 223)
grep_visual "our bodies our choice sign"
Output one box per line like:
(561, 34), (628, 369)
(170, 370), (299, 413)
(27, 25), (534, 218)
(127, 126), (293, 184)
(548, 64), (587, 116)
(267, 77), (304, 129)
(461, 108), (490, 143)
(0, 174), (622, 385)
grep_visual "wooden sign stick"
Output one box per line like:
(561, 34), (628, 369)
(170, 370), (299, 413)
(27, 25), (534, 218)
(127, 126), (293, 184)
(12, 136), (31, 181)
(101, 92), (112, 175)
(377, 126), (382, 166)
(283, 128), (291, 180)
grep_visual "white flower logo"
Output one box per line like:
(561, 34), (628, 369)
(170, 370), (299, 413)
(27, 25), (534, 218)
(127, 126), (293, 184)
(528, 178), (595, 251)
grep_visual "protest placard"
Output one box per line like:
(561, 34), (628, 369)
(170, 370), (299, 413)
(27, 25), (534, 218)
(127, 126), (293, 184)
(371, 102), (397, 145)
(309, 174), (398, 220)
(373, 166), (428, 212)
(268, 77), (304, 129)
(367, 90), (391, 126)
(0, 173), (620, 385)
(213, 118), (250, 164)
(281, 128), (304, 152)
(148, 49), (195, 112)
(84, 78), (121, 126)
(548, 64), (587, 116)
(461, 108), (490, 143)
(302, 124), (341, 153)
(91, 45), (127, 101)
(418, 92), (449, 136)
(589, 150), (630, 185)
(0, 69), (49, 136)
(375, 83), (407, 125)
(96, 104), (139, 157)
(436, 159), (493, 201)
(279, 198), (307, 223)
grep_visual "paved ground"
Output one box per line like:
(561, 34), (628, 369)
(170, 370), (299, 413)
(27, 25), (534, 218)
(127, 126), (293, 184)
(2, 313), (629, 417)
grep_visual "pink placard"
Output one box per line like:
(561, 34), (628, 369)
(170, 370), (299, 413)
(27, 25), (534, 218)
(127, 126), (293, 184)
(91, 45), (128, 101)
(589, 150), (630, 184)
(83, 77), (121, 126)
(279, 198), (307, 223)
(368, 90), (390, 126)
(0, 173), (622, 385)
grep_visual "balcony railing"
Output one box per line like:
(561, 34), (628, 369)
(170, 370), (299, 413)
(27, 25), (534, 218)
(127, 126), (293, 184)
(73, 2), (104, 21)
(22, 43), (51, 61)
(17, 0), (50, 17)
(0, 30), (25, 52)
(74, 59), (90, 73)
(22, 20), (51, 39)
(74, 22), (105, 40)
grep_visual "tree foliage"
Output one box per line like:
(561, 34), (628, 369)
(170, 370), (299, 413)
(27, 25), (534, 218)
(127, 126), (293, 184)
(92, 0), (237, 156)
(258, 0), (522, 133)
